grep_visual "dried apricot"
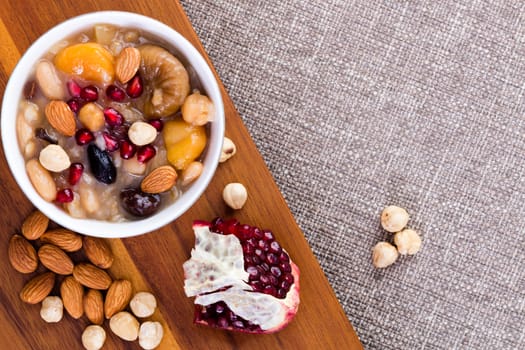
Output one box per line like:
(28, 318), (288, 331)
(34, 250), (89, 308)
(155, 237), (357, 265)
(163, 119), (207, 170)
(54, 43), (115, 84)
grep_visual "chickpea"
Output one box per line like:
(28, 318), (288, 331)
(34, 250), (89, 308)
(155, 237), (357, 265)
(181, 92), (214, 126)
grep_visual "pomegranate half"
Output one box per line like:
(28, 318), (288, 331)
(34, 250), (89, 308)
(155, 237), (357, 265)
(183, 218), (300, 333)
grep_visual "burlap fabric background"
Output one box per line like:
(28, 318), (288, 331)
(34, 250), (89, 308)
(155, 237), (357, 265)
(180, 1), (525, 349)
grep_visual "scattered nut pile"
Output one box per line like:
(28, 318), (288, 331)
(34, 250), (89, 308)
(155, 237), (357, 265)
(372, 205), (422, 268)
(8, 210), (163, 349)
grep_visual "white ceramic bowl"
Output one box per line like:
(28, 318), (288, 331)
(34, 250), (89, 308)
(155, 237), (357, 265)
(1, 11), (224, 237)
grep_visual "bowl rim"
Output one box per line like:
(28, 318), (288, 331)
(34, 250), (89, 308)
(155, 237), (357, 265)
(1, 11), (225, 238)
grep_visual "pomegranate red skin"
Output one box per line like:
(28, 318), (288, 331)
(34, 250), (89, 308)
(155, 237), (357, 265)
(186, 219), (301, 334)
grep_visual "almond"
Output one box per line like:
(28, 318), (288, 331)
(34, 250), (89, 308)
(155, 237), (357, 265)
(8, 234), (38, 274)
(38, 244), (74, 275)
(140, 165), (177, 194)
(45, 100), (76, 136)
(60, 276), (84, 319)
(83, 236), (114, 269)
(73, 263), (112, 290)
(21, 210), (49, 240)
(19, 272), (55, 304)
(104, 279), (133, 319)
(84, 289), (104, 325)
(40, 228), (83, 252)
(115, 47), (141, 83)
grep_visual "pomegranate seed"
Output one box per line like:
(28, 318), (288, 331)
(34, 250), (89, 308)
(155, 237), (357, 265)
(75, 128), (95, 145)
(263, 285), (277, 296)
(266, 253), (278, 265)
(67, 80), (81, 97)
(148, 119), (164, 132)
(270, 266), (282, 278)
(126, 74), (143, 98)
(102, 132), (119, 152)
(136, 145), (156, 163)
(106, 85), (126, 102)
(276, 288), (287, 298)
(119, 139), (136, 159)
(269, 241), (282, 254)
(80, 85), (98, 101)
(67, 98), (83, 114)
(103, 107), (124, 127)
(283, 273), (294, 285)
(55, 188), (74, 203)
(263, 230), (274, 241)
(68, 163), (84, 185)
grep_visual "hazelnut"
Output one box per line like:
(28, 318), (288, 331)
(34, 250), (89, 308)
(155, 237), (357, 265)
(130, 292), (157, 318)
(219, 137), (236, 163)
(380, 205), (409, 233)
(81, 325), (106, 350)
(372, 242), (399, 268)
(40, 296), (63, 323)
(128, 121), (157, 146)
(222, 183), (248, 210)
(139, 321), (164, 350)
(110, 311), (140, 341)
(394, 229), (422, 255)
(39, 144), (71, 172)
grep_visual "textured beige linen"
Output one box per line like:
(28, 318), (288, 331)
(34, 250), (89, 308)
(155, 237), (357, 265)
(181, 1), (525, 349)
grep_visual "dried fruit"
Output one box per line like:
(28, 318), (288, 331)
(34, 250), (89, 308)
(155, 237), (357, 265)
(54, 43), (115, 84)
(38, 244), (74, 275)
(130, 292), (157, 318)
(44, 100), (76, 136)
(84, 289), (104, 325)
(140, 165), (177, 194)
(39, 144), (71, 172)
(87, 144), (117, 184)
(109, 311), (140, 341)
(21, 210), (49, 240)
(20, 272), (55, 304)
(115, 47), (141, 84)
(26, 159), (57, 202)
(139, 44), (190, 117)
(83, 236), (114, 269)
(35, 127), (58, 145)
(61, 276), (84, 319)
(40, 296), (63, 323)
(40, 228), (83, 252)
(183, 219), (300, 333)
(73, 263), (112, 290)
(163, 119), (207, 170)
(120, 188), (161, 217)
(8, 234), (38, 273)
(104, 279), (133, 319)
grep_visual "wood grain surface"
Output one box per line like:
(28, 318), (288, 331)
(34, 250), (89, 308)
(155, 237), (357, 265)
(0, 1), (363, 349)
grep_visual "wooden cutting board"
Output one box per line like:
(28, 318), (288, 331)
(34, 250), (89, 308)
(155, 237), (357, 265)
(0, 1), (363, 349)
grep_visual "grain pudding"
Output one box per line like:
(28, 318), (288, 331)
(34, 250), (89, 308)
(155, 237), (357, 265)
(17, 24), (215, 221)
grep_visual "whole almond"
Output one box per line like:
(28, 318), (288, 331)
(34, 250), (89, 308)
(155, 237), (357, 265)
(38, 244), (74, 275)
(40, 228), (82, 252)
(45, 100), (76, 136)
(83, 236), (114, 269)
(115, 47), (141, 83)
(73, 263), (112, 290)
(84, 289), (104, 325)
(105, 279), (133, 319)
(141, 165), (177, 194)
(19, 272), (55, 304)
(9, 234), (38, 274)
(60, 276), (84, 319)
(21, 210), (49, 240)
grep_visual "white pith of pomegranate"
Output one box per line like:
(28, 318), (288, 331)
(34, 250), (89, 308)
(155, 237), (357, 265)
(183, 218), (300, 333)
